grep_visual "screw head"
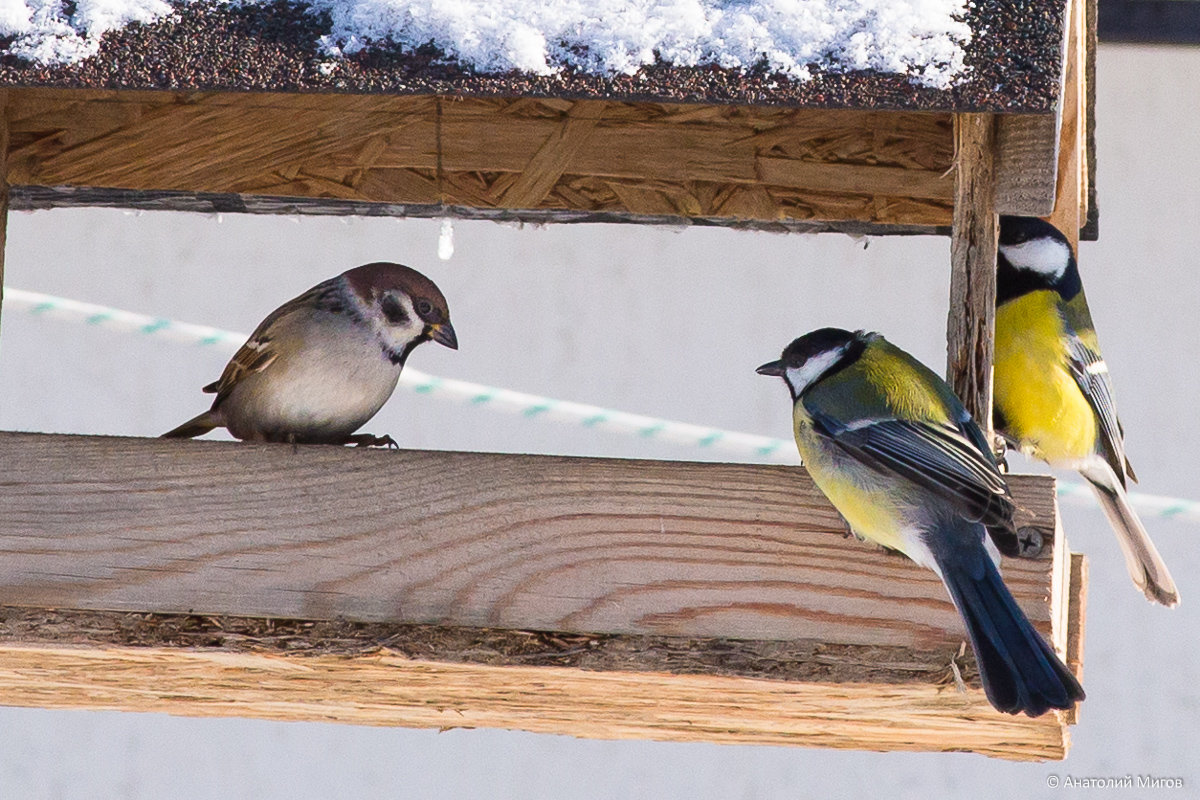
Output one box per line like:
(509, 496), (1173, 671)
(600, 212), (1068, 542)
(1017, 526), (1045, 558)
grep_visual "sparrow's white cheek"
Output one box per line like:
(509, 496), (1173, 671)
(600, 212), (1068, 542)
(373, 294), (424, 351)
(784, 347), (845, 395)
(999, 237), (1071, 279)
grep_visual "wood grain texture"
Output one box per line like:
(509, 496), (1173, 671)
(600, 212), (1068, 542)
(0, 89), (8, 340)
(0, 432), (1068, 652)
(1047, 0), (1086, 242)
(946, 113), (999, 430)
(0, 639), (1071, 760)
(0, 433), (1084, 758)
(1, 87), (1055, 228)
(995, 114), (1058, 216)
(1063, 552), (1088, 725)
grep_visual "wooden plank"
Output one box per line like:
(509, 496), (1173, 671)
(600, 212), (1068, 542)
(0, 88), (1058, 228)
(1082, 0), (1098, 239)
(0, 432), (1082, 758)
(995, 114), (1058, 216)
(0, 608), (1072, 761)
(0, 89), (7, 342)
(1063, 552), (1088, 725)
(1047, 0), (1085, 241)
(946, 113), (999, 430)
(0, 432), (1066, 651)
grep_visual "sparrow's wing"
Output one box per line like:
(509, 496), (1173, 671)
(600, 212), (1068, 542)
(811, 412), (1015, 530)
(205, 277), (344, 406)
(1063, 330), (1131, 484)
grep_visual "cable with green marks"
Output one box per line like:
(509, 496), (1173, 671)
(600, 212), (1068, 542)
(7, 286), (1200, 523)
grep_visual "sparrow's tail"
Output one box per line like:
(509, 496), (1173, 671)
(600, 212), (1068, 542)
(161, 411), (219, 440)
(935, 522), (1084, 717)
(1081, 461), (1180, 607)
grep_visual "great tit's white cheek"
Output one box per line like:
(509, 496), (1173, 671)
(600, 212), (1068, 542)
(999, 237), (1070, 280)
(784, 347), (845, 396)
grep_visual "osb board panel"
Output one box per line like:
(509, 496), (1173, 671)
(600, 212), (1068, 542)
(0, 432), (1068, 656)
(3, 87), (1048, 225)
(0, 608), (1075, 760)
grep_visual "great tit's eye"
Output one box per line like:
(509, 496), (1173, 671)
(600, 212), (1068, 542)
(415, 299), (434, 317)
(380, 295), (409, 325)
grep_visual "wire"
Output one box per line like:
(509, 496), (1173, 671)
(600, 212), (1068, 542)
(7, 287), (1200, 523)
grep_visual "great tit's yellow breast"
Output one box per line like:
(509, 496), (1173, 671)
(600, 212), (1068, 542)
(791, 403), (911, 555)
(995, 291), (1097, 463)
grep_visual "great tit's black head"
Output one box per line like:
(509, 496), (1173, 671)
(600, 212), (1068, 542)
(757, 328), (868, 400)
(997, 216), (1081, 302)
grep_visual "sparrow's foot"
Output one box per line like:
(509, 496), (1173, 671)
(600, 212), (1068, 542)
(346, 433), (399, 449)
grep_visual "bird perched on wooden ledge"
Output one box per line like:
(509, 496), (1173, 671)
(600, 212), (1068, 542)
(993, 216), (1178, 607)
(163, 262), (457, 446)
(759, 328), (1084, 717)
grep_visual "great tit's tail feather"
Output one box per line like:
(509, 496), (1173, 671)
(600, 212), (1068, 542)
(1082, 461), (1179, 607)
(161, 411), (220, 440)
(937, 529), (1084, 717)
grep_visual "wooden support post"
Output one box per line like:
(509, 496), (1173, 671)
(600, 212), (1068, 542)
(1048, 0), (1086, 245)
(0, 432), (1085, 759)
(0, 89), (8, 339)
(947, 113), (999, 431)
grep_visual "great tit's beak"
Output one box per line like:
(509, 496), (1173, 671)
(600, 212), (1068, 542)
(429, 321), (459, 350)
(756, 359), (785, 377)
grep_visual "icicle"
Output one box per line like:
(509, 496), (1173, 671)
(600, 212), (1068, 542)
(438, 218), (455, 261)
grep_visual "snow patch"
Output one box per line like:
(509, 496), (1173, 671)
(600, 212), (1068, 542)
(0, 0), (971, 87)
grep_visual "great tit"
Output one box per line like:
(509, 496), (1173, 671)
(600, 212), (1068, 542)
(994, 216), (1178, 607)
(758, 328), (1083, 717)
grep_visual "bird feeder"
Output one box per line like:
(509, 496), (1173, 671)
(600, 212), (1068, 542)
(0, 0), (1092, 760)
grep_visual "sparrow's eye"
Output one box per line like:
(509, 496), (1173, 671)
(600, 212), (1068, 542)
(415, 299), (434, 317)
(380, 295), (409, 325)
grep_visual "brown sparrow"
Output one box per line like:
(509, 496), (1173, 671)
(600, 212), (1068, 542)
(162, 262), (457, 446)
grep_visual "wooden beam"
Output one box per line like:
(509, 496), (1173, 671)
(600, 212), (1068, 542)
(1, 88), (1059, 229)
(0, 432), (1065, 647)
(995, 114), (1059, 217)
(1063, 552), (1088, 725)
(0, 594), (1083, 761)
(0, 89), (8, 340)
(1047, 0), (1087, 242)
(946, 113), (999, 430)
(0, 432), (1083, 758)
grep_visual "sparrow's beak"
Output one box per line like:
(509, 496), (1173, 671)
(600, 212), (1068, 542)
(756, 359), (785, 377)
(428, 321), (458, 350)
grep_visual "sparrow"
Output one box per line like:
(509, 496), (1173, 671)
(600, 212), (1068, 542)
(759, 328), (1083, 716)
(993, 216), (1177, 607)
(162, 262), (457, 446)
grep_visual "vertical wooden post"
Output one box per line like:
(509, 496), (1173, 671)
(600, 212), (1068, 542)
(0, 90), (8, 340)
(1047, 0), (1085, 248)
(947, 113), (999, 432)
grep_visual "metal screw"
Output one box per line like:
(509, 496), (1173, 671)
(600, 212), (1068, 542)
(1017, 526), (1045, 558)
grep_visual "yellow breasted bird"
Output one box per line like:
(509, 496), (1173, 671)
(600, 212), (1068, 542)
(994, 216), (1178, 607)
(758, 328), (1083, 716)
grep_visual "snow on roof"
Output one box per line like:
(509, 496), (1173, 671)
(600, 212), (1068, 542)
(1, 0), (972, 88)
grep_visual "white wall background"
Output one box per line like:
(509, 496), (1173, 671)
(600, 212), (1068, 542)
(0, 45), (1196, 799)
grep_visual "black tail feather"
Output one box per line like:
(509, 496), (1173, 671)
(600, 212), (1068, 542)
(939, 538), (1084, 716)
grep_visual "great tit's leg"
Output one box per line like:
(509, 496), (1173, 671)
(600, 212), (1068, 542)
(992, 433), (1010, 473)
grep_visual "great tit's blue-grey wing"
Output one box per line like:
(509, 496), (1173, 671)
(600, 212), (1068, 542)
(809, 411), (1017, 533)
(1063, 330), (1133, 485)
